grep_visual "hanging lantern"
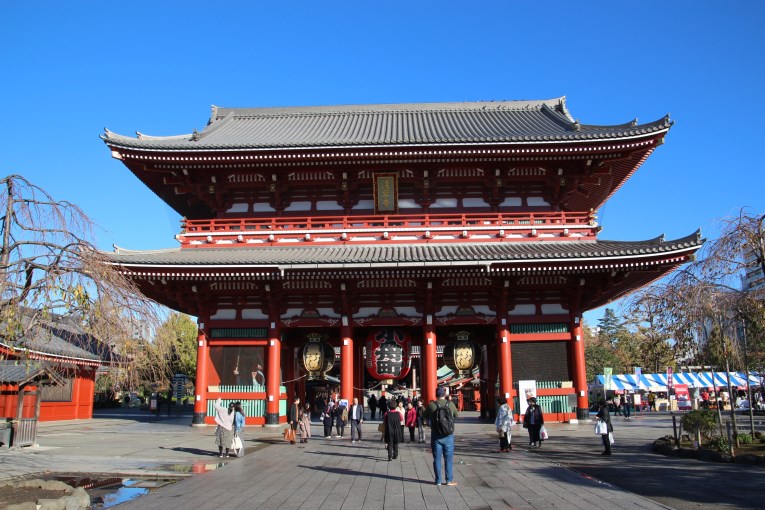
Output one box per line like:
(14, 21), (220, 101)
(366, 328), (411, 380)
(443, 331), (482, 377)
(299, 333), (335, 380)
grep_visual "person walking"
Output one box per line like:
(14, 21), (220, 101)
(596, 399), (613, 455)
(416, 400), (426, 443)
(298, 402), (312, 443)
(287, 396), (301, 445)
(396, 400), (406, 426)
(494, 396), (513, 452)
(377, 394), (387, 420)
(322, 401), (334, 438)
(233, 402), (246, 457)
(522, 397), (544, 448)
(349, 397), (364, 443)
(405, 402), (417, 442)
(335, 400), (348, 438)
(213, 398), (235, 458)
(623, 393), (632, 420)
(425, 387), (459, 486)
(368, 394), (377, 420)
(383, 400), (404, 460)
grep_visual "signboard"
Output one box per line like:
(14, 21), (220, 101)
(172, 374), (188, 399)
(675, 383), (691, 410)
(634, 367), (642, 390)
(518, 380), (537, 416)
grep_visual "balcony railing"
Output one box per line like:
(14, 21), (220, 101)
(179, 211), (598, 247)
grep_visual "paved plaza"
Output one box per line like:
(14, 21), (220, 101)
(0, 408), (761, 509)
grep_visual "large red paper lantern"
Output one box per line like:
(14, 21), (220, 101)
(366, 328), (411, 380)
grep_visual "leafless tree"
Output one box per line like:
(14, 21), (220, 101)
(0, 174), (167, 392)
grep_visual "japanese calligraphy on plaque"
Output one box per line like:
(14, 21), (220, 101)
(373, 173), (398, 214)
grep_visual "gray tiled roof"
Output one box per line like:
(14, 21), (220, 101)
(102, 98), (671, 151)
(107, 231), (702, 268)
(0, 360), (47, 384)
(0, 314), (103, 363)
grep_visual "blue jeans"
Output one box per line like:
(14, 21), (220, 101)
(431, 434), (455, 484)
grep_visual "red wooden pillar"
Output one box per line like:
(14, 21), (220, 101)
(571, 315), (589, 420)
(340, 320), (354, 402)
(497, 318), (513, 401)
(192, 328), (210, 425)
(355, 342), (365, 402)
(485, 346), (497, 420)
(422, 320), (438, 402)
(266, 323), (282, 425)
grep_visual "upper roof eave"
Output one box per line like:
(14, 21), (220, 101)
(101, 98), (672, 153)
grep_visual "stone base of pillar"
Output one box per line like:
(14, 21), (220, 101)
(576, 407), (589, 421)
(191, 412), (207, 426)
(266, 412), (280, 425)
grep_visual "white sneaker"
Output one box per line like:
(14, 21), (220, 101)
(351, 440), (356, 443)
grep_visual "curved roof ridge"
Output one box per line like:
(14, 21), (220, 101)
(580, 114), (673, 132)
(212, 98), (567, 119)
(112, 245), (181, 256)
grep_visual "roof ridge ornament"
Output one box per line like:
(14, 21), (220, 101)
(573, 120), (581, 132)
(192, 129), (200, 141)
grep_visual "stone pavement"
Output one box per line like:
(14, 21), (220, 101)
(0, 408), (674, 510)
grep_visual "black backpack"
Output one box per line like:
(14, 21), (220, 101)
(431, 402), (454, 436)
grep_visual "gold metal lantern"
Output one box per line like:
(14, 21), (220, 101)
(443, 331), (482, 376)
(299, 333), (335, 380)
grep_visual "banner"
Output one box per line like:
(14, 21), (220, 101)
(604, 367), (613, 391)
(675, 384), (691, 410)
(518, 380), (537, 416)
(667, 366), (674, 389)
(634, 367), (642, 390)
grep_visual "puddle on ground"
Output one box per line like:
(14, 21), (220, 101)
(152, 459), (231, 474)
(47, 475), (179, 509)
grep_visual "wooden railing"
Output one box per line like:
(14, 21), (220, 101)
(12, 418), (37, 447)
(179, 211), (598, 247)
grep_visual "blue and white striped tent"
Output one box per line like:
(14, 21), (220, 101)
(593, 371), (762, 391)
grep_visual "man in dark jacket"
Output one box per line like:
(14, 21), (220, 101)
(383, 400), (404, 460)
(286, 396), (300, 445)
(424, 387), (459, 486)
(596, 399), (613, 455)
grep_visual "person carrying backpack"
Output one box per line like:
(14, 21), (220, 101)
(424, 386), (459, 486)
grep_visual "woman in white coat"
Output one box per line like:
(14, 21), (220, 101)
(494, 396), (514, 453)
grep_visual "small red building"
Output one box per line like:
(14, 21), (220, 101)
(0, 315), (105, 422)
(101, 98), (703, 425)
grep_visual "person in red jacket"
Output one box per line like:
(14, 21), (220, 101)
(405, 402), (417, 442)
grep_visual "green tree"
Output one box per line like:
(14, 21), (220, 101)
(156, 312), (198, 382)
(583, 320), (622, 383)
(597, 308), (625, 347)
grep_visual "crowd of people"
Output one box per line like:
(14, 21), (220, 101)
(212, 390), (625, 480)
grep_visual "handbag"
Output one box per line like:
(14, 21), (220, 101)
(283, 427), (295, 442)
(595, 421), (608, 435)
(377, 423), (385, 433)
(231, 435), (243, 452)
(539, 425), (549, 440)
(608, 432), (615, 445)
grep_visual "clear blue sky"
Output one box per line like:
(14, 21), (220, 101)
(2, 1), (763, 325)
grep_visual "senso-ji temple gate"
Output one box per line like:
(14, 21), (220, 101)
(101, 98), (702, 426)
